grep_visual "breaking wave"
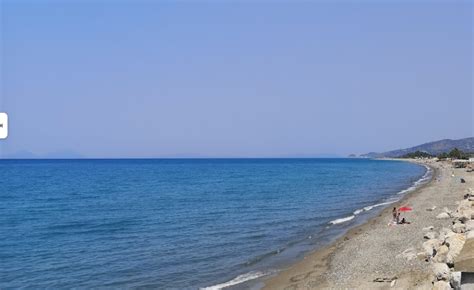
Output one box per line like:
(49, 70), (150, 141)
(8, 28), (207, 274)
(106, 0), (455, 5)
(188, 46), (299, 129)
(330, 164), (431, 225)
(200, 271), (274, 290)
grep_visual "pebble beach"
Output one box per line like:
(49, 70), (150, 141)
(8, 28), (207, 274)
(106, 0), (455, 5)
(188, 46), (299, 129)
(263, 159), (473, 289)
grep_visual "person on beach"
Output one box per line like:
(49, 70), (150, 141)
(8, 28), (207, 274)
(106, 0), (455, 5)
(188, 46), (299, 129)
(399, 217), (410, 224)
(388, 208), (398, 226)
(395, 212), (411, 224)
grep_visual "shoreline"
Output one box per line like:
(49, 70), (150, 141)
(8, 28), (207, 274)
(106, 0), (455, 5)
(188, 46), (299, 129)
(261, 159), (458, 289)
(216, 159), (432, 290)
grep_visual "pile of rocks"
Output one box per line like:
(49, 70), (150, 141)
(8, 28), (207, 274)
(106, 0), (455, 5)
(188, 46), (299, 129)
(418, 188), (474, 290)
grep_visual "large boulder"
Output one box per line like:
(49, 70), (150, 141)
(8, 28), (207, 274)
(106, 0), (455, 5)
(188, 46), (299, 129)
(417, 251), (430, 261)
(452, 222), (466, 234)
(443, 207), (453, 216)
(437, 212), (451, 219)
(432, 280), (451, 290)
(449, 271), (461, 290)
(423, 239), (442, 257)
(466, 230), (474, 240)
(457, 199), (472, 211)
(454, 208), (473, 223)
(433, 245), (449, 263)
(439, 228), (456, 242)
(465, 220), (474, 232)
(432, 263), (450, 281)
(446, 234), (466, 265)
(424, 231), (437, 240)
(432, 281), (451, 290)
(453, 238), (474, 273)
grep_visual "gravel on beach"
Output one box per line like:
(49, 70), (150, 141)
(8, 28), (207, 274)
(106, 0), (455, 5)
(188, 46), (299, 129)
(263, 160), (473, 289)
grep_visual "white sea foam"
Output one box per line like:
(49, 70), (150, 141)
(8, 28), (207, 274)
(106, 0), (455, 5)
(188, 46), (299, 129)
(397, 164), (431, 194)
(397, 186), (416, 195)
(353, 200), (398, 215)
(353, 209), (364, 215)
(200, 271), (271, 290)
(339, 165), (432, 224)
(329, 215), (355, 225)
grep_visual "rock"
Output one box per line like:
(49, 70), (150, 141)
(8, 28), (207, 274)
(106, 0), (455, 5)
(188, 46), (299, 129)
(454, 208), (473, 223)
(432, 263), (450, 281)
(465, 220), (474, 232)
(466, 231), (474, 240)
(443, 207), (453, 216)
(424, 231), (437, 239)
(449, 271), (461, 289)
(417, 251), (430, 261)
(439, 228), (456, 242)
(423, 226), (435, 232)
(423, 239), (442, 257)
(432, 280), (451, 290)
(457, 199), (472, 210)
(427, 206), (437, 211)
(446, 234), (466, 266)
(452, 222), (466, 234)
(433, 245), (449, 263)
(397, 247), (417, 261)
(437, 212), (451, 219)
(453, 238), (474, 273)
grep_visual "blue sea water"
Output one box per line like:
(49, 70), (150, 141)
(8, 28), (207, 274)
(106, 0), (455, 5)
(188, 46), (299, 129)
(0, 159), (428, 289)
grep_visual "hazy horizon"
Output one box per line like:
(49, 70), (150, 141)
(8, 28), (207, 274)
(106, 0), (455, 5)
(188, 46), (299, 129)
(2, 136), (474, 159)
(1, 1), (473, 158)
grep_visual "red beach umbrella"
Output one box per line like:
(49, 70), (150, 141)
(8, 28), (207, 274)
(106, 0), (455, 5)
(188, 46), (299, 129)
(399, 206), (412, 212)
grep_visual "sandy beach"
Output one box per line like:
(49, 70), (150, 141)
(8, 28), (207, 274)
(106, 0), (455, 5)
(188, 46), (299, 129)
(263, 160), (473, 289)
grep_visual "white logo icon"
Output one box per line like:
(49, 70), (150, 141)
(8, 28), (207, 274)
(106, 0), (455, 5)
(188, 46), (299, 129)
(0, 113), (8, 139)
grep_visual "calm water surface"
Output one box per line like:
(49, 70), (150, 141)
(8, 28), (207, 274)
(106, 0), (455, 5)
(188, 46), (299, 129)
(0, 159), (427, 288)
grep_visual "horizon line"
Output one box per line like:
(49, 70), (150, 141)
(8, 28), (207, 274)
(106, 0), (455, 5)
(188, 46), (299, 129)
(0, 156), (359, 160)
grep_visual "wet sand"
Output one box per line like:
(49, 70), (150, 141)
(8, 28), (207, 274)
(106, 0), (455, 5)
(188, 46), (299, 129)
(263, 160), (472, 289)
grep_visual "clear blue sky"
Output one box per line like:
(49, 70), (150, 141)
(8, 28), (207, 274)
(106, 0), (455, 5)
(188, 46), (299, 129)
(0, 1), (472, 158)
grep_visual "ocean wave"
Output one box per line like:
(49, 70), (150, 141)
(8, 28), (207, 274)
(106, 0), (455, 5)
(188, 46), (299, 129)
(352, 200), (398, 216)
(398, 164), (431, 194)
(328, 164), (432, 226)
(353, 208), (364, 215)
(397, 186), (416, 195)
(365, 200), (398, 211)
(353, 199), (398, 215)
(200, 271), (273, 290)
(329, 215), (355, 225)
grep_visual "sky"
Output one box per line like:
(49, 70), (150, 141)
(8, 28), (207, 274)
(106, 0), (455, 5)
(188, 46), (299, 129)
(0, 1), (472, 158)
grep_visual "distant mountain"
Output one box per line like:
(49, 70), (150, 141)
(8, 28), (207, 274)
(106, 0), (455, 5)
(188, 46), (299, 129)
(360, 137), (474, 158)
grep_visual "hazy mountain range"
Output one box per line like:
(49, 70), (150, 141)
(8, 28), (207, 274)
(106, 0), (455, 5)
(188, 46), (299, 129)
(359, 137), (474, 158)
(3, 138), (473, 159)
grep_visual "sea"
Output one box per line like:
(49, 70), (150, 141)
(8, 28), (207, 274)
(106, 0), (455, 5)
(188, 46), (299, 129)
(0, 158), (430, 289)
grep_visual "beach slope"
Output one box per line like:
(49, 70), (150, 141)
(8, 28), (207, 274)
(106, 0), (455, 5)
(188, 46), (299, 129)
(263, 160), (472, 289)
